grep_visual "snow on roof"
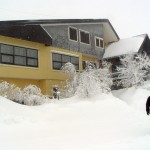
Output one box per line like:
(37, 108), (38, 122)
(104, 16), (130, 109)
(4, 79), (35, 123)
(103, 35), (146, 59)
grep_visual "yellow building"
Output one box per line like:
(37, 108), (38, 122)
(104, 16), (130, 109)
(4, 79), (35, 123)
(0, 19), (119, 96)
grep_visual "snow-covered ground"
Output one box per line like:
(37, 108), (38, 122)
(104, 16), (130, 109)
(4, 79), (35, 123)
(0, 85), (150, 150)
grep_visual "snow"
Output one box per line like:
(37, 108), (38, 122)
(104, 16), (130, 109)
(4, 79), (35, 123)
(103, 35), (146, 58)
(0, 84), (150, 150)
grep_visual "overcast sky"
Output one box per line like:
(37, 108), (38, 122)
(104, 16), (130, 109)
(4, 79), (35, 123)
(0, 0), (149, 39)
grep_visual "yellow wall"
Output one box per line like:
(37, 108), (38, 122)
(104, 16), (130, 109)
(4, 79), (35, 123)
(0, 78), (40, 89)
(82, 54), (99, 63)
(0, 35), (48, 80)
(0, 35), (101, 96)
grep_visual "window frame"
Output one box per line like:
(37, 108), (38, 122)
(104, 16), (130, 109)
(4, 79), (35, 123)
(95, 37), (104, 49)
(0, 43), (38, 68)
(79, 29), (91, 45)
(68, 26), (78, 42)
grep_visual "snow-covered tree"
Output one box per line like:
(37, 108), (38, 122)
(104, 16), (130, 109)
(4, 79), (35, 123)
(76, 61), (112, 97)
(61, 61), (113, 98)
(116, 53), (150, 88)
(61, 62), (78, 98)
(61, 62), (76, 76)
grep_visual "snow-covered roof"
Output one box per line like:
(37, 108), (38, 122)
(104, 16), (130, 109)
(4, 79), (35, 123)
(103, 35), (146, 59)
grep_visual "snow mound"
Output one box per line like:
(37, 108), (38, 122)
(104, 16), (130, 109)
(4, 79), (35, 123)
(112, 86), (150, 113)
(0, 91), (150, 150)
(0, 96), (45, 125)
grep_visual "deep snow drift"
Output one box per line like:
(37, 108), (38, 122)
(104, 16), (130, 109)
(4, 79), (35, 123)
(0, 86), (150, 150)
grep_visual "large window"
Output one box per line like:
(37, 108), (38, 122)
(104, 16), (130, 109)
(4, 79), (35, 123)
(80, 30), (90, 44)
(69, 27), (78, 41)
(95, 37), (104, 48)
(0, 43), (38, 67)
(52, 53), (79, 70)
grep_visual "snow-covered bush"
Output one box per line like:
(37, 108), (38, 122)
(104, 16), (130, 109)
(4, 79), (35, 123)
(0, 81), (16, 97)
(116, 53), (150, 88)
(7, 87), (23, 103)
(61, 61), (113, 98)
(0, 81), (50, 105)
(21, 85), (49, 105)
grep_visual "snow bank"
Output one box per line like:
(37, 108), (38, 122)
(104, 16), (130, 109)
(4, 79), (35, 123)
(112, 86), (150, 113)
(0, 90), (150, 150)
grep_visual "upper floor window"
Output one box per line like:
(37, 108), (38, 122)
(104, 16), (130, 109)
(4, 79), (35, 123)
(80, 30), (90, 45)
(0, 43), (38, 67)
(95, 37), (104, 48)
(52, 52), (79, 70)
(69, 27), (78, 41)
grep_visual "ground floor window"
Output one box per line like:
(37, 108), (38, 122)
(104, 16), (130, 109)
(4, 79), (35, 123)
(0, 43), (38, 67)
(52, 52), (79, 70)
(82, 61), (96, 70)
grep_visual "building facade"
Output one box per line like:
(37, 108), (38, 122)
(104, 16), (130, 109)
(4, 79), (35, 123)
(0, 19), (119, 96)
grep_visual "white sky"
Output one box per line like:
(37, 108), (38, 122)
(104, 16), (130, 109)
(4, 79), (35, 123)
(0, 0), (149, 39)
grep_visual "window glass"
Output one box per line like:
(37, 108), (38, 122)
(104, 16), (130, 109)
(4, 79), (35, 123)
(75, 64), (79, 70)
(95, 37), (104, 48)
(27, 49), (38, 58)
(0, 43), (38, 67)
(1, 44), (13, 54)
(71, 57), (79, 64)
(53, 62), (62, 70)
(27, 58), (38, 66)
(96, 39), (100, 47)
(14, 56), (26, 65)
(1, 55), (13, 63)
(52, 53), (79, 70)
(80, 31), (90, 44)
(52, 53), (61, 61)
(100, 39), (104, 48)
(82, 61), (86, 70)
(69, 27), (77, 41)
(14, 47), (26, 56)
(62, 55), (70, 63)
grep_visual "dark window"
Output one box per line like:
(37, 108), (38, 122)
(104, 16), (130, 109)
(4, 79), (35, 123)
(100, 40), (104, 48)
(112, 65), (117, 72)
(96, 39), (100, 47)
(62, 55), (70, 63)
(14, 56), (26, 65)
(52, 53), (61, 61)
(52, 53), (79, 70)
(53, 62), (62, 70)
(95, 37), (104, 48)
(0, 43), (38, 67)
(2, 55), (13, 64)
(27, 58), (38, 67)
(82, 60), (96, 70)
(82, 61), (86, 70)
(14, 47), (26, 56)
(1, 44), (13, 54)
(80, 30), (90, 44)
(69, 27), (78, 41)
(27, 49), (38, 58)
(71, 56), (78, 64)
